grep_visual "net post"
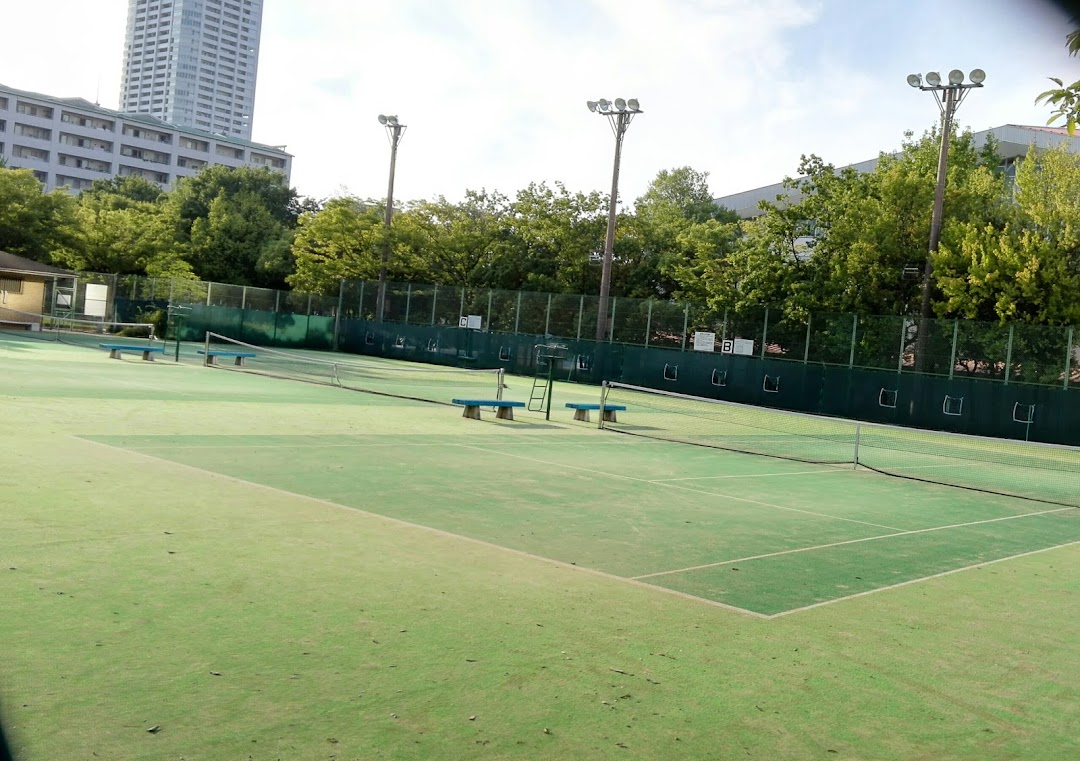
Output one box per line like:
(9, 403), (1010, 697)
(203, 331), (211, 366)
(949, 319), (959, 379)
(1065, 327), (1074, 390)
(848, 314), (858, 368)
(852, 423), (861, 470)
(760, 307), (770, 360)
(598, 381), (609, 429)
(645, 300), (653, 347)
(1003, 323), (1014, 385)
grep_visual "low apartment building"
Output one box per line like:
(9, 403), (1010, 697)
(0, 83), (291, 193)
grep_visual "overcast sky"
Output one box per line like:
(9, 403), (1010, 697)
(3, 0), (1078, 205)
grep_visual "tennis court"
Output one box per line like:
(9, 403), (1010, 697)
(17, 328), (1075, 617)
(4, 330), (1080, 759)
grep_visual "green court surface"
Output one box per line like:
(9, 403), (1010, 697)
(3, 332), (1079, 760)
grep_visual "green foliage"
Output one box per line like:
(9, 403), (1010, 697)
(936, 143), (1080, 326)
(0, 168), (80, 262)
(1035, 20), (1080, 134)
(288, 197), (388, 293)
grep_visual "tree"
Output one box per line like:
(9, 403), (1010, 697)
(633, 167), (740, 299)
(288, 197), (388, 293)
(166, 166), (297, 286)
(936, 143), (1080, 325)
(1035, 17), (1080, 134)
(701, 127), (1005, 323)
(0, 168), (80, 262)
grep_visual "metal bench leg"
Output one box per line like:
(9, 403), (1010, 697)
(603, 410), (617, 423)
(234, 356), (245, 366)
(573, 409), (589, 422)
(462, 405), (481, 420)
(142, 350), (154, 361)
(205, 355), (216, 366)
(109, 349), (121, 359)
(496, 406), (514, 421)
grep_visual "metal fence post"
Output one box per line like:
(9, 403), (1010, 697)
(576, 295), (584, 341)
(405, 283), (412, 324)
(609, 297), (617, 343)
(486, 290), (493, 330)
(333, 279), (345, 351)
(459, 288), (465, 324)
(1003, 324), (1014, 385)
(897, 318), (908, 374)
(357, 282), (364, 319)
(544, 293), (552, 336)
(645, 300), (653, 347)
(848, 314), (858, 368)
(1065, 327), (1074, 390)
(206, 282), (212, 306)
(948, 319), (959, 379)
(803, 314), (811, 364)
(169, 277), (175, 306)
(721, 308), (728, 343)
(274, 289), (280, 313)
(514, 291), (521, 334)
(431, 285), (438, 326)
(681, 304), (689, 351)
(760, 306), (770, 360)
(241, 286), (247, 311)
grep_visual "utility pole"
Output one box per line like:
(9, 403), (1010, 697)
(375, 114), (406, 323)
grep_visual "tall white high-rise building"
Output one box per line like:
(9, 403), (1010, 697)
(119, 0), (263, 141)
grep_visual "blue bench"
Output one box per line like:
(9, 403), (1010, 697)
(198, 349), (257, 366)
(452, 398), (525, 421)
(99, 343), (165, 361)
(565, 402), (627, 423)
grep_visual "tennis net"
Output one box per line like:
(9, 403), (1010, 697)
(0, 307), (158, 348)
(204, 332), (504, 405)
(600, 382), (1080, 508)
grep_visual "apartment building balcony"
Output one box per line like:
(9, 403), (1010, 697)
(57, 154), (112, 174)
(58, 133), (114, 154)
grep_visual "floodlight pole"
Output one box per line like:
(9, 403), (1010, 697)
(375, 117), (406, 323)
(909, 72), (983, 370)
(589, 99), (642, 342)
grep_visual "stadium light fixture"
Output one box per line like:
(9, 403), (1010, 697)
(374, 114), (407, 323)
(905, 67), (985, 369)
(587, 97), (644, 341)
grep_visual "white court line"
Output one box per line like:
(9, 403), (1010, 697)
(766, 540), (1080, 619)
(650, 469), (848, 483)
(455, 444), (905, 532)
(72, 436), (769, 620)
(634, 504), (1076, 580)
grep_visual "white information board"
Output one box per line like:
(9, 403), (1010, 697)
(692, 331), (716, 352)
(732, 338), (755, 355)
(466, 314), (483, 330)
(84, 283), (109, 318)
(721, 338), (755, 356)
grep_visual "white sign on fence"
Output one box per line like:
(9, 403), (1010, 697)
(721, 338), (755, 356)
(466, 314), (483, 330)
(733, 338), (755, 356)
(84, 283), (109, 318)
(692, 331), (716, 352)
